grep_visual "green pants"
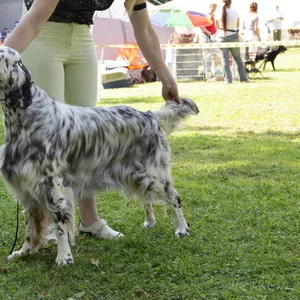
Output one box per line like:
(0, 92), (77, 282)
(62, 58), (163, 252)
(22, 19), (98, 107)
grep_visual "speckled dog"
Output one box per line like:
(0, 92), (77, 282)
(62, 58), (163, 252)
(0, 46), (199, 266)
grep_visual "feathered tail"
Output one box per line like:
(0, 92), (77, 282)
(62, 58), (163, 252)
(154, 98), (199, 135)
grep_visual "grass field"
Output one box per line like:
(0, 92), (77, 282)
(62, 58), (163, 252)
(0, 48), (300, 300)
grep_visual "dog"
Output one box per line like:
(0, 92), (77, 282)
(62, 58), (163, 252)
(0, 46), (198, 266)
(255, 45), (287, 71)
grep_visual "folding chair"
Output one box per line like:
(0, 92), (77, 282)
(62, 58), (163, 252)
(245, 59), (265, 79)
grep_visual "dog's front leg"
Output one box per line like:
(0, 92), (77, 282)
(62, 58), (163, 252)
(141, 203), (157, 228)
(7, 205), (46, 261)
(44, 176), (75, 266)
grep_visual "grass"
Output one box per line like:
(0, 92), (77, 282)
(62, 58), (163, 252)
(0, 48), (300, 299)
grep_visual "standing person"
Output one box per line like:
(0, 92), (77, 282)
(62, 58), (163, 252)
(200, 2), (222, 78)
(243, 2), (261, 61)
(3, 0), (181, 241)
(267, 4), (284, 41)
(215, 0), (248, 84)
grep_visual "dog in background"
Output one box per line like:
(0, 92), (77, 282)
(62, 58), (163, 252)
(0, 46), (198, 266)
(255, 45), (287, 70)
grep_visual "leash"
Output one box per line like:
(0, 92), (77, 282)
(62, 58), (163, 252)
(9, 200), (20, 255)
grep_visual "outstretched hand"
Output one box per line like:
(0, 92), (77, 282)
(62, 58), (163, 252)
(161, 81), (182, 104)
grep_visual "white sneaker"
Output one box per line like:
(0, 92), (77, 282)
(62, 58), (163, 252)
(79, 218), (124, 240)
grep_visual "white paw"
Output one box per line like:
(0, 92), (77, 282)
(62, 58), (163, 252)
(7, 250), (23, 261)
(175, 227), (190, 237)
(7, 248), (38, 261)
(55, 253), (74, 266)
(141, 220), (157, 228)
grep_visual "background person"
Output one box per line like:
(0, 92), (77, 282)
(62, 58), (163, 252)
(200, 2), (222, 78)
(267, 4), (284, 41)
(215, 0), (248, 83)
(4, 0), (181, 240)
(243, 2), (261, 61)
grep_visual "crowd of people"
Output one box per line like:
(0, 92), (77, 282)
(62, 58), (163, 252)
(169, 1), (285, 83)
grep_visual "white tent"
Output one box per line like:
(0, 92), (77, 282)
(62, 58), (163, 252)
(93, 0), (173, 60)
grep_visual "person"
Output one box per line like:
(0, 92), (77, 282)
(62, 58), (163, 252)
(215, 0), (248, 84)
(267, 4), (284, 41)
(3, 0), (181, 240)
(200, 2), (222, 78)
(243, 2), (261, 61)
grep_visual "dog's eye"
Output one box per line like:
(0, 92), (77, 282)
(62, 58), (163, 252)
(8, 77), (14, 85)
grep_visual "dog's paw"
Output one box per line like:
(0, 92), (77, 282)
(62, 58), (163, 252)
(7, 250), (23, 261)
(55, 253), (74, 266)
(141, 220), (157, 228)
(175, 227), (190, 237)
(7, 247), (38, 261)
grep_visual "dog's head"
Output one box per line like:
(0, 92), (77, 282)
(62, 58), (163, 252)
(0, 46), (32, 106)
(278, 45), (287, 53)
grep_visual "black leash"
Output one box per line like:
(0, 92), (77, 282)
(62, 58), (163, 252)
(9, 200), (20, 255)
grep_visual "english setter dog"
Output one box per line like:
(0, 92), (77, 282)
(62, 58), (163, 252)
(0, 46), (199, 266)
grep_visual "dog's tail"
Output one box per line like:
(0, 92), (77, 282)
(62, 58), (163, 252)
(154, 98), (199, 135)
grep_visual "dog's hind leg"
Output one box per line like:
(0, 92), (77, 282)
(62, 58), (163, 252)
(135, 175), (190, 237)
(7, 203), (47, 261)
(43, 176), (75, 266)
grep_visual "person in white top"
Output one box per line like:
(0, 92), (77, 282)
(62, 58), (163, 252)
(267, 4), (284, 41)
(243, 2), (261, 61)
(215, 0), (248, 83)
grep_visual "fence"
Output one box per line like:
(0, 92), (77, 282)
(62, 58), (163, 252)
(96, 40), (300, 83)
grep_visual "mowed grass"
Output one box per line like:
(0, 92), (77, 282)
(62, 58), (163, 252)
(0, 48), (300, 299)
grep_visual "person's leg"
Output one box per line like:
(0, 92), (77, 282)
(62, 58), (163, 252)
(21, 22), (67, 102)
(277, 30), (282, 41)
(230, 46), (248, 82)
(220, 47), (232, 83)
(64, 24), (123, 239)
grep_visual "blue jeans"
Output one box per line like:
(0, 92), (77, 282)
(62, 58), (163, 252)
(217, 33), (248, 83)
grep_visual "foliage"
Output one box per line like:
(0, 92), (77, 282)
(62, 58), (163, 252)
(0, 48), (300, 299)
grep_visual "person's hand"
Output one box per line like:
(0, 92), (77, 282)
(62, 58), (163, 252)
(161, 80), (182, 104)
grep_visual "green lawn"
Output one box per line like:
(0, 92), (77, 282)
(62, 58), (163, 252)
(0, 48), (300, 299)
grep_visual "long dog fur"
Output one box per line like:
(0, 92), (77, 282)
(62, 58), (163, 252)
(0, 46), (199, 265)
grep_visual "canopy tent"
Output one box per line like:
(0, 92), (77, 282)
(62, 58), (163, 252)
(93, 0), (173, 60)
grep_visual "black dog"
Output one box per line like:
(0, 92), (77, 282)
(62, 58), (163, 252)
(255, 45), (287, 71)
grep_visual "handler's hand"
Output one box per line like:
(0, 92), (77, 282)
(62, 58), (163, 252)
(162, 81), (182, 103)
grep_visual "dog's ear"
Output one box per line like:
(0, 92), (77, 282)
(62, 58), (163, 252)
(16, 60), (32, 108)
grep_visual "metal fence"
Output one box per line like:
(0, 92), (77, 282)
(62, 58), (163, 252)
(96, 40), (300, 84)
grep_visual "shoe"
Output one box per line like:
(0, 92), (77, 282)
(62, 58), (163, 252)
(79, 218), (124, 240)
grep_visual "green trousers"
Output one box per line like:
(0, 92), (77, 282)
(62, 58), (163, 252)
(22, 19), (98, 107)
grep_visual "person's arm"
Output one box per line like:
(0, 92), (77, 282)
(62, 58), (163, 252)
(3, 0), (60, 53)
(254, 16), (261, 41)
(128, 0), (180, 103)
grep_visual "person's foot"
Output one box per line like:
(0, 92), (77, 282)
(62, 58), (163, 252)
(79, 218), (124, 240)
